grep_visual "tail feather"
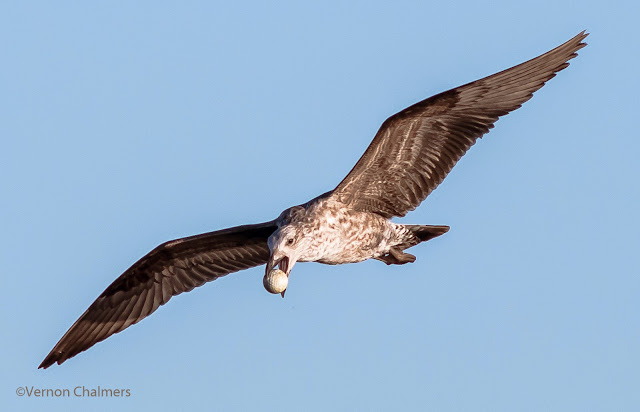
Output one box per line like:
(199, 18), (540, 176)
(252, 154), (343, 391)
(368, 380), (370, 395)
(407, 224), (450, 242)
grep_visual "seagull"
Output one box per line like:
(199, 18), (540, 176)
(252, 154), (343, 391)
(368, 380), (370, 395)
(39, 31), (587, 369)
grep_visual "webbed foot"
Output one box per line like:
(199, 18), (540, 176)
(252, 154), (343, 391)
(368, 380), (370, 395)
(375, 247), (416, 265)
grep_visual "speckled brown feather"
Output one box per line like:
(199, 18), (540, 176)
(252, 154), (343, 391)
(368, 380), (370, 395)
(331, 31), (588, 218)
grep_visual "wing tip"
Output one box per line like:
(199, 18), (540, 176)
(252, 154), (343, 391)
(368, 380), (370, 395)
(567, 30), (589, 56)
(38, 351), (65, 370)
(550, 30), (588, 76)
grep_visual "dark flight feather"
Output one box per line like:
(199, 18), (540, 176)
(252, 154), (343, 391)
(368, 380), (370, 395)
(39, 221), (277, 369)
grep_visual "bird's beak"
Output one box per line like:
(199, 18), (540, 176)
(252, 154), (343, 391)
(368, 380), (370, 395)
(266, 254), (292, 298)
(265, 255), (291, 276)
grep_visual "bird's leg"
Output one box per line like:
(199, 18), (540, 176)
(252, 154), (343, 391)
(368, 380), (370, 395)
(374, 254), (396, 265)
(389, 247), (416, 264)
(375, 247), (416, 265)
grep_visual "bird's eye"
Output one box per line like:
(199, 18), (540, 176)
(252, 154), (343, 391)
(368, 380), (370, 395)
(286, 238), (294, 245)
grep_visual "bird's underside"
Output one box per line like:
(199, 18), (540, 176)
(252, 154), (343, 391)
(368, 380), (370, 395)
(39, 31), (587, 369)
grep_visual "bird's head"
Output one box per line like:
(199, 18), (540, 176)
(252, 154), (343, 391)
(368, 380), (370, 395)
(266, 225), (303, 276)
(265, 205), (310, 297)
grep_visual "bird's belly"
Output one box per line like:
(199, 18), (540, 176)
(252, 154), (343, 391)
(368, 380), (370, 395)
(294, 203), (397, 265)
(302, 229), (391, 265)
(315, 253), (372, 265)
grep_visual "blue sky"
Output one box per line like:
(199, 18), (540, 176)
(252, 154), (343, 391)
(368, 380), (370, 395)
(2, 1), (638, 411)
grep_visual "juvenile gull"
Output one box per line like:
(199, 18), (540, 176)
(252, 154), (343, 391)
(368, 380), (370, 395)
(39, 31), (587, 368)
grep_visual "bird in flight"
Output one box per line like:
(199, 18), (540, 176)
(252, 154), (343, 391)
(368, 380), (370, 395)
(40, 31), (587, 369)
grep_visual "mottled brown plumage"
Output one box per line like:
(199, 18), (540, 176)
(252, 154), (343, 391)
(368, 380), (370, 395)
(332, 31), (587, 217)
(40, 31), (587, 369)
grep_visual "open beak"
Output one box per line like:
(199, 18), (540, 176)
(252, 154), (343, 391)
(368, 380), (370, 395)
(265, 255), (290, 276)
(266, 255), (291, 298)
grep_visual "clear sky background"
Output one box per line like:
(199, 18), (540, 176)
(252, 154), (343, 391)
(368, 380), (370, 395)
(2, 1), (638, 411)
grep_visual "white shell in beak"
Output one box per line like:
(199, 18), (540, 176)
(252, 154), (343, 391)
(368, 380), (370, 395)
(263, 269), (288, 294)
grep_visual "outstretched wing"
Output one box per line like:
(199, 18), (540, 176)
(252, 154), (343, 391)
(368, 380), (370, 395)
(39, 221), (277, 369)
(331, 31), (587, 218)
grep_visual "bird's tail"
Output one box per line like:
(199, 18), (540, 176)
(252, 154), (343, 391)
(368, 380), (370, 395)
(406, 224), (450, 243)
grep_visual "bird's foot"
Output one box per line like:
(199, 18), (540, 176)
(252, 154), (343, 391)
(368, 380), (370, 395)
(375, 248), (416, 265)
